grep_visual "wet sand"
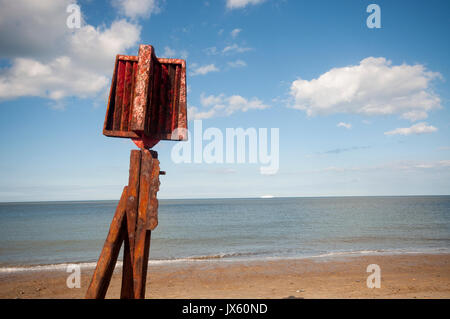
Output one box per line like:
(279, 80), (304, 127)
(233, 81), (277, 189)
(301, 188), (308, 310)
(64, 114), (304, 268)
(0, 253), (449, 299)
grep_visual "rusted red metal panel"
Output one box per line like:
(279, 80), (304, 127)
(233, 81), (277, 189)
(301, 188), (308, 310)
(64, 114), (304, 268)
(103, 55), (140, 139)
(120, 61), (133, 131)
(131, 45), (154, 134)
(103, 45), (188, 147)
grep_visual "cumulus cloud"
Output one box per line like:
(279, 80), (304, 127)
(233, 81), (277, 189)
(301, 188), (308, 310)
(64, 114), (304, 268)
(188, 93), (270, 119)
(69, 19), (141, 73)
(187, 106), (216, 120)
(230, 28), (242, 38)
(161, 47), (188, 59)
(112, 0), (160, 19)
(226, 0), (266, 10)
(223, 44), (252, 54)
(205, 44), (251, 56)
(162, 46), (176, 57)
(228, 60), (247, 68)
(303, 160), (450, 173)
(180, 50), (189, 60)
(290, 57), (442, 121)
(321, 146), (370, 155)
(381, 160), (450, 170)
(337, 122), (352, 129)
(0, 57), (109, 101)
(0, 0), (73, 59)
(305, 159), (450, 175)
(204, 47), (219, 55)
(384, 122), (438, 136)
(190, 64), (220, 76)
(0, 1), (141, 103)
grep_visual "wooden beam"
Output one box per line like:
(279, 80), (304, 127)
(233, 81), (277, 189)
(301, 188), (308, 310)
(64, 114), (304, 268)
(120, 221), (134, 299)
(147, 155), (160, 230)
(85, 186), (128, 299)
(133, 149), (153, 298)
(126, 150), (141, 263)
(86, 149), (161, 299)
(120, 150), (142, 298)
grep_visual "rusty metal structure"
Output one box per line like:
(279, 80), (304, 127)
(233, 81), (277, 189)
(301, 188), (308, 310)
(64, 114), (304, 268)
(103, 44), (187, 148)
(85, 45), (187, 299)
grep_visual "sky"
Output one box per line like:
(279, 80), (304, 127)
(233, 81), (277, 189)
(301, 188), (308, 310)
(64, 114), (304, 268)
(0, 0), (449, 201)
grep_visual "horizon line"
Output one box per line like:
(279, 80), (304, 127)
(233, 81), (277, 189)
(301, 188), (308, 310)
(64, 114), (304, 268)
(1, 194), (450, 204)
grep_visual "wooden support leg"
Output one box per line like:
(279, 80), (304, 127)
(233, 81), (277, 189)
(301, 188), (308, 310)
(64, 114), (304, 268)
(85, 186), (128, 299)
(133, 230), (151, 298)
(133, 149), (153, 298)
(87, 149), (160, 299)
(120, 150), (142, 298)
(132, 149), (160, 299)
(126, 150), (142, 262)
(120, 219), (134, 299)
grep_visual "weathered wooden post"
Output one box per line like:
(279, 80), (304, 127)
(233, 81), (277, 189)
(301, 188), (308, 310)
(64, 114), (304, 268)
(85, 44), (187, 299)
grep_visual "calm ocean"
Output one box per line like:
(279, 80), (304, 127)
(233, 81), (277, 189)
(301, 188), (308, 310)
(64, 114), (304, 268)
(0, 196), (449, 272)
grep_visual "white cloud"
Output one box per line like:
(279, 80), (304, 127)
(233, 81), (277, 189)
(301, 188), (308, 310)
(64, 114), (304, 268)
(205, 44), (251, 56)
(337, 122), (352, 129)
(401, 111), (429, 122)
(226, 0), (266, 10)
(290, 57), (442, 121)
(112, 0), (160, 19)
(319, 146), (370, 155)
(200, 93), (225, 107)
(180, 50), (189, 60)
(188, 93), (270, 119)
(438, 160), (450, 167)
(0, 1), (141, 102)
(188, 106), (217, 120)
(230, 28), (242, 38)
(190, 64), (220, 76)
(162, 46), (176, 57)
(223, 44), (252, 54)
(69, 19), (141, 74)
(384, 160), (450, 170)
(204, 47), (219, 55)
(0, 0), (73, 59)
(384, 122), (438, 136)
(305, 159), (450, 174)
(228, 60), (247, 68)
(161, 47), (188, 59)
(0, 57), (109, 101)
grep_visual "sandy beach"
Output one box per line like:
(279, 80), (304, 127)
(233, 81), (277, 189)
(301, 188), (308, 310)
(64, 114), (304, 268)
(0, 253), (449, 299)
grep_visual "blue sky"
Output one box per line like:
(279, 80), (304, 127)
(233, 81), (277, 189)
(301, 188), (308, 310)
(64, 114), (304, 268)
(0, 0), (449, 201)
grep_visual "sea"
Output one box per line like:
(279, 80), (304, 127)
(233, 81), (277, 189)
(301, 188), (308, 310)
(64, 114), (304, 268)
(0, 196), (449, 273)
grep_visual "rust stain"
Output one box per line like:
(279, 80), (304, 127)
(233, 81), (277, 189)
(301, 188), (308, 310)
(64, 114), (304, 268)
(103, 44), (188, 148)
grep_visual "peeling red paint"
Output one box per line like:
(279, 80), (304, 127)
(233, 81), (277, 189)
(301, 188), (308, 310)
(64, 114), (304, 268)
(103, 45), (188, 148)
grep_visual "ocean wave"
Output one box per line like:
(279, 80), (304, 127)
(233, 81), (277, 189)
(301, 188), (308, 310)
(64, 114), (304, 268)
(1, 247), (449, 273)
(183, 251), (264, 260)
(0, 261), (102, 274)
(308, 247), (450, 259)
(0, 251), (269, 273)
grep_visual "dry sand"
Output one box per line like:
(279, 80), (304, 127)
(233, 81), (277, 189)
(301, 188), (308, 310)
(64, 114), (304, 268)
(0, 253), (449, 299)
